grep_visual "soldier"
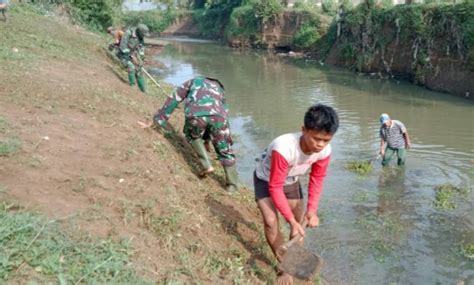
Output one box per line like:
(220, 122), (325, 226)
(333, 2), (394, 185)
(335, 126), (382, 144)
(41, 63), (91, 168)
(0, 0), (8, 22)
(138, 76), (239, 192)
(118, 24), (150, 93)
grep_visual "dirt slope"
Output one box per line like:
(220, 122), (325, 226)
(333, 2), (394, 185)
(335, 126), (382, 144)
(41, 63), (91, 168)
(0, 7), (277, 284)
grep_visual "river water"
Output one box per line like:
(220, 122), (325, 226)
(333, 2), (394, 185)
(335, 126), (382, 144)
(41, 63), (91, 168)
(151, 38), (474, 285)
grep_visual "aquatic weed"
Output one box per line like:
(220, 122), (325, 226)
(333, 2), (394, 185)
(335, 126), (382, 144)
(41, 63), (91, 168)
(434, 183), (470, 209)
(346, 160), (373, 176)
(461, 243), (474, 260)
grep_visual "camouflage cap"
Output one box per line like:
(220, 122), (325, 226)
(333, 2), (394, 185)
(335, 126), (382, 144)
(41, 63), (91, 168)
(136, 24), (150, 37)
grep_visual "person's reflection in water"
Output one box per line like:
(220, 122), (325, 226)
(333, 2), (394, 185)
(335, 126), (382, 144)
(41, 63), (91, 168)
(376, 167), (406, 214)
(373, 166), (415, 283)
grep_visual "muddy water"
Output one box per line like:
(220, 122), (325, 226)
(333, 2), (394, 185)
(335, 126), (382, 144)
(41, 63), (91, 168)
(152, 39), (474, 285)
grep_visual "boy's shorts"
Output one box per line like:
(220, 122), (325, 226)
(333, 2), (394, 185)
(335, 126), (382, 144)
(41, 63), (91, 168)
(254, 171), (302, 201)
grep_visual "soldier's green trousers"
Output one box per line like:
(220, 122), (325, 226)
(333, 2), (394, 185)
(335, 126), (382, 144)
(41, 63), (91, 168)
(183, 115), (235, 167)
(121, 58), (146, 93)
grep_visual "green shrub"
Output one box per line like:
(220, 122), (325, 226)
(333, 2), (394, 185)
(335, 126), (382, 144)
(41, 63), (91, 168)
(254, 0), (283, 23)
(322, 0), (337, 15)
(226, 5), (259, 38)
(121, 10), (179, 33)
(314, 20), (338, 57)
(16, 0), (122, 32)
(69, 0), (120, 31)
(193, 8), (230, 38)
(340, 42), (356, 60)
(293, 25), (320, 49)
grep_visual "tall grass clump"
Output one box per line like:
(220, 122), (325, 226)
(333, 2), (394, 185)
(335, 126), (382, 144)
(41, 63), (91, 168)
(0, 138), (21, 156)
(0, 204), (152, 284)
(0, 117), (20, 157)
(13, 0), (123, 32)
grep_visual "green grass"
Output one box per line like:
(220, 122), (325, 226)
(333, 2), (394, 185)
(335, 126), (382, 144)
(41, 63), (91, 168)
(0, 5), (104, 70)
(434, 183), (470, 209)
(0, 203), (152, 284)
(0, 117), (7, 133)
(0, 138), (21, 156)
(205, 250), (246, 281)
(0, 117), (20, 156)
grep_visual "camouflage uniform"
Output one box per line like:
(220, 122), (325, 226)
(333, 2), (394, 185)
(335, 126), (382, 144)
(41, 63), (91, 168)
(118, 28), (146, 92)
(153, 77), (236, 167)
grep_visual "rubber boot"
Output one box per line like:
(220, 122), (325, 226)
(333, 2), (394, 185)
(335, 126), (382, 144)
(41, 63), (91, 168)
(137, 76), (146, 93)
(224, 165), (239, 192)
(190, 139), (214, 176)
(128, 73), (136, 86)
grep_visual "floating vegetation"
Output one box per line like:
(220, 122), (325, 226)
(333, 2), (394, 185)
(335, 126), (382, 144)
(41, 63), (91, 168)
(461, 243), (474, 260)
(346, 160), (373, 176)
(434, 183), (470, 209)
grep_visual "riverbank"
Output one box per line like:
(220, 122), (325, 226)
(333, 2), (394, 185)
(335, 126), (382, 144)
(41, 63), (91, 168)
(159, 2), (473, 98)
(0, 6), (278, 283)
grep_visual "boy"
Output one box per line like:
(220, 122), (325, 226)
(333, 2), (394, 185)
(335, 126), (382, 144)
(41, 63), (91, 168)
(138, 76), (239, 192)
(254, 104), (339, 283)
(379, 113), (411, 166)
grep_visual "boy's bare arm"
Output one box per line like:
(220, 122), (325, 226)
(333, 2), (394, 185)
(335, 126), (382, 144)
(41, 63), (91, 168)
(379, 138), (385, 155)
(403, 131), (411, 148)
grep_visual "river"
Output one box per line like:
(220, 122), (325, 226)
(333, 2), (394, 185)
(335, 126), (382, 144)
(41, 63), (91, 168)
(151, 38), (474, 285)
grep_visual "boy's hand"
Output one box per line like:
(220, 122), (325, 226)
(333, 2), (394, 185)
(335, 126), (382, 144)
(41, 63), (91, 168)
(305, 213), (320, 227)
(289, 219), (305, 238)
(137, 120), (153, 129)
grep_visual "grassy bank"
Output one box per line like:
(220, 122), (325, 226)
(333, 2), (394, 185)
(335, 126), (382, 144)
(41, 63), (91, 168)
(0, 4), (275, 284)
(0, 204), (151, 284)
